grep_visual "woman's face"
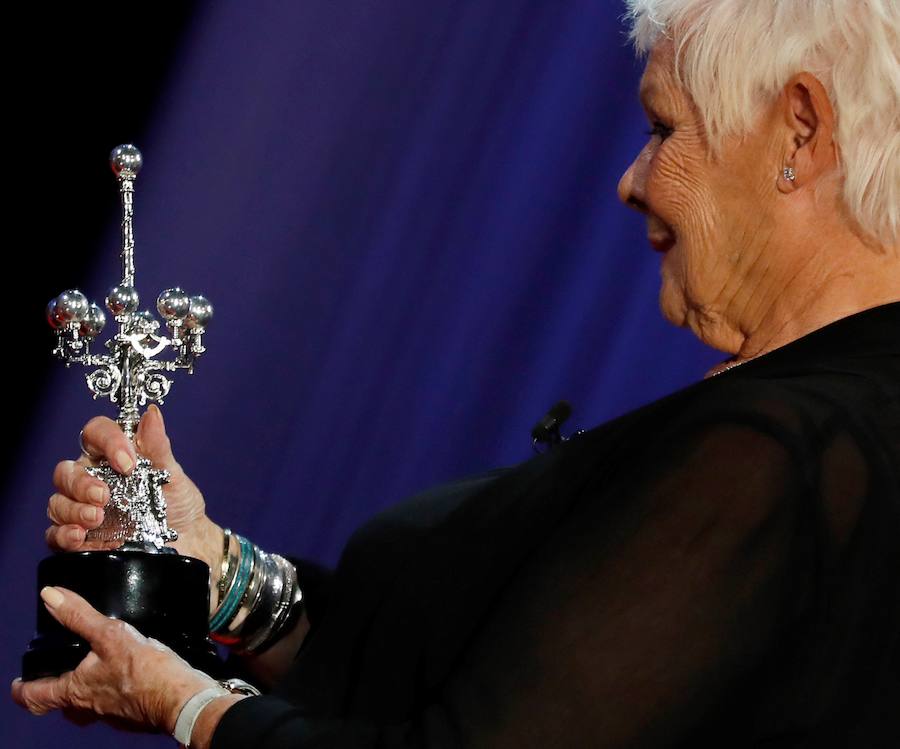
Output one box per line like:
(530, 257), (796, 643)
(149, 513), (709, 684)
(618, 41), (784, 352)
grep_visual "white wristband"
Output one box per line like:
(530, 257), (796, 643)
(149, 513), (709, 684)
(173, 686), (229, 747)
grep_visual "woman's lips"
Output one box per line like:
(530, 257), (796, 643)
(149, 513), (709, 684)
(648, 234), (675, 253)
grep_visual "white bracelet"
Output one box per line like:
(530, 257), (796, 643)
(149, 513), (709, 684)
(173, 686), (229, 747)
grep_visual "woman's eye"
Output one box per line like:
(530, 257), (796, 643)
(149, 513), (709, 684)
(646, 122), (674, 141)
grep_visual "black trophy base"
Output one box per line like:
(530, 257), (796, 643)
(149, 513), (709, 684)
(22, 549), (224, 681)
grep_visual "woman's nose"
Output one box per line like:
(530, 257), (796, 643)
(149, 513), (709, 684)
(617, 149), (650, 214)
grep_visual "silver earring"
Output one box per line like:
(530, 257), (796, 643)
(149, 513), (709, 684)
(783, 167), (796, 182)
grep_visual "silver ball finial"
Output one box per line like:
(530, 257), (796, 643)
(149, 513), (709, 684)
(157, 288), (191, 320)
(54, 289), (90, 324)
(79, 303), (107, 339)
(110, 144), (143, 178)
(184, 295), (213, 329)
(46, 298), (64, 329)
(106, 285), (140, 315)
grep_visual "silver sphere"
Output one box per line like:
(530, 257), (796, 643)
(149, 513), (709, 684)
(55, 289), (90, 323)
(110, 144), (143, 178)
(157, 287), (191, 320)
(134, 310), (159, 331)
(79, 303), (106, 339)
(184, 295), (213, 329)
(106, 285), (140, 315)
(46, 298), (63, 329)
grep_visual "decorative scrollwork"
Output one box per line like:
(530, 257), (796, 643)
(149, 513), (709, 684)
(127, 331), (171, 358)
(139, 371), (172, 405)
(86, 363), (122, 401)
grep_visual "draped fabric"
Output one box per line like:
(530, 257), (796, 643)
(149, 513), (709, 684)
(2, 2), (720, 745)
(210, 304), (900, 748)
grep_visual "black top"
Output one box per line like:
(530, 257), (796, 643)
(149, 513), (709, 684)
(212, 302), (900, 748)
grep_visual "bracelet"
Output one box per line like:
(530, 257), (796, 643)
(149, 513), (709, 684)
(210, 533), (241, 626)
(172, 686), (228, 747)
(209, 532), (248, 645)
(232, 553), (285, 650)
(206, 531), (305, 654)
(171, 679), (261, 747)
(245, 555), (303, 654)
(214, 528), (234, 611)
(234, 554), (304, 655)
(220, 552), (275, 643)
(209, 535), (253, 633)
(225, 542), (263, 634)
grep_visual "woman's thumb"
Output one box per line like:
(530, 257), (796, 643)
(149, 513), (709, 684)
(135, 404), (178, 471)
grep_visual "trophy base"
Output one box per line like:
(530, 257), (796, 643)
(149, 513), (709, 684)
(22, 549), (224, 681)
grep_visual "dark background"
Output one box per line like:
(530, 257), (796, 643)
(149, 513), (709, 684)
(4, 2), (722, 746)
(6, 3), (198, 459)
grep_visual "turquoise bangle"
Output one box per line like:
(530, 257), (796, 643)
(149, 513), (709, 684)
(210, 535), (253, 633)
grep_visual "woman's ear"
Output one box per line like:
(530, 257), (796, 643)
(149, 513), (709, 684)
(777, 72), (838, 194)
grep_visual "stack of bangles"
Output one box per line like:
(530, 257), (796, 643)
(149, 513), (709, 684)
(208, 529), (304, 654)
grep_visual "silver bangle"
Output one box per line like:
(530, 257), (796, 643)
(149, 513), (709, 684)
(240, 555), (290, 653)
(229, 551), (281, 644)
(225, 543), (263, 634)
(210, 535), (246, 627)
(233, 553), (302, 654)
(208, 532), (304, 654)
(247, 554), (303, 654)
(214, 528), (234, 611)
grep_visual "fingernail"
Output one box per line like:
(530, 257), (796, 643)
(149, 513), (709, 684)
(149, 403), (164, 426)
(40, 587), (64, 608)
(82, 507), (100, 523)
(116, 451), (133, 473)
(88, 486), (105, 504)
(68, 527), (84, 543)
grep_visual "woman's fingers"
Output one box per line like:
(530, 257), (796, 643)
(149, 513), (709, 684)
(52, 460), (106, 503)
(45, 524), (86, 551)
(12, 586), (220, 733)
(47, 462), (108, 552)
(47, 494), (104, 528)
(80, 416), (135, 474)
(11, 673), (74, 715)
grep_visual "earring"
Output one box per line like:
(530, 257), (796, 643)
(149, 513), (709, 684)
(783, 167), (796, 182)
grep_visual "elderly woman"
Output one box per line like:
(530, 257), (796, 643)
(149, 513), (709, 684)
(13, 1), (899, 747)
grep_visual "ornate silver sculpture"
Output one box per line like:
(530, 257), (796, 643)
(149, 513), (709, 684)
(46, 145), (212, 552)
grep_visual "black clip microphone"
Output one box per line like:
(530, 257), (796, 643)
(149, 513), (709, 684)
(531, 400), (572, 453)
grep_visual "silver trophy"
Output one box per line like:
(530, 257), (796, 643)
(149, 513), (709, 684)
(45, 144), (212, 551)
(24, 145), (222, 680)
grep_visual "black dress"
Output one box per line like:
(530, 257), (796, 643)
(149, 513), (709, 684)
(211, 302), (900, 748)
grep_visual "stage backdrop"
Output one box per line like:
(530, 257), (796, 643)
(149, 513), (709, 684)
(3, 1), (721, 745)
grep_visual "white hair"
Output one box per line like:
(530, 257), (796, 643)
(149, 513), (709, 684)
(624, 0), (900, 248)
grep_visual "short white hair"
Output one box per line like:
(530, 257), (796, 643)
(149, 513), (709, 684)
(624, 0), (900, 248)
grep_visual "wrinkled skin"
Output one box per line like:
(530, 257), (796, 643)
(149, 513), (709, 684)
(11, 586), (218, 736)
(617, 40), (899, 360)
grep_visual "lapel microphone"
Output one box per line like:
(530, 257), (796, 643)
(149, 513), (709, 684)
(531, 400), (573, 453)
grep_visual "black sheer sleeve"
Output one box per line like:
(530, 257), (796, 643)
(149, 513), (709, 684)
(210, 392), (830, 748)
(286, 557), (334, 631)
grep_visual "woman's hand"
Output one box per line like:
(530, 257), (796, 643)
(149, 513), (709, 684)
(11, 586), (240, 740)
(45, 405), (224, 576)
